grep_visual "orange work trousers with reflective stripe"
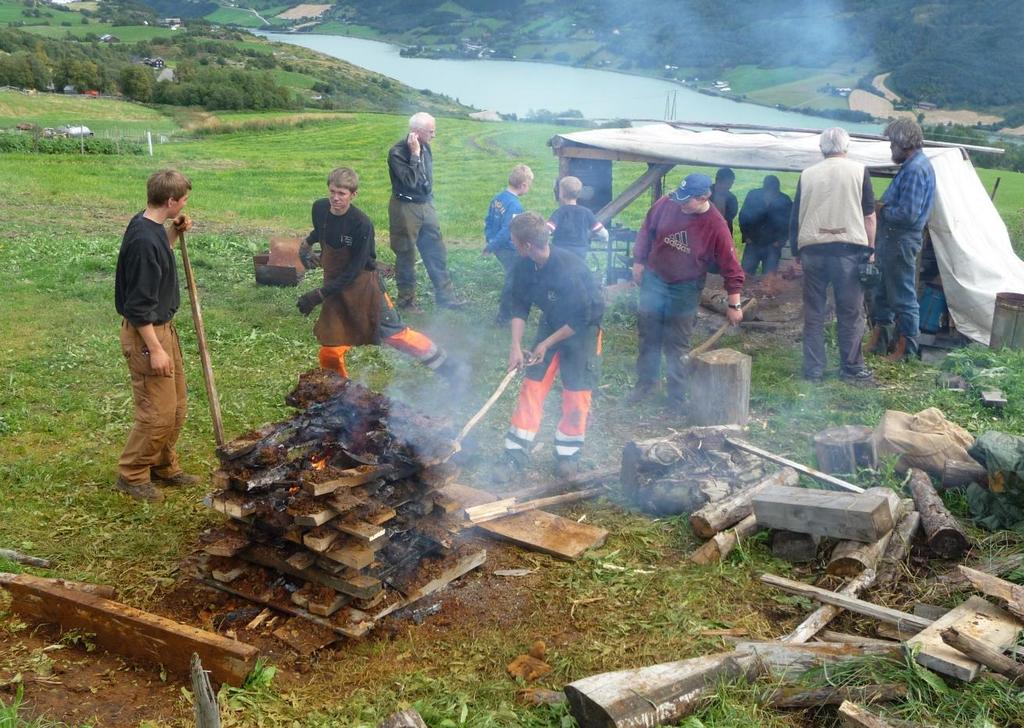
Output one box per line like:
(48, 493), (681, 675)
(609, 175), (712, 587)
(319, 326), (439, 378)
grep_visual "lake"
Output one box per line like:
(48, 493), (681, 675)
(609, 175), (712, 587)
(258, 31), (881, 133)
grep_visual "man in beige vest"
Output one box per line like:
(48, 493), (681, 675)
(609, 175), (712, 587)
(789, 127), (877, 385)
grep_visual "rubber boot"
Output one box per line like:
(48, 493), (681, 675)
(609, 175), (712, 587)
(885, 335), (910, 362)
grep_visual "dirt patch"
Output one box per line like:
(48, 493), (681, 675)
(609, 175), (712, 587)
(851, 85), (1003, 126)
(275, 4), (331, 20)
(872, 73), (901, 103)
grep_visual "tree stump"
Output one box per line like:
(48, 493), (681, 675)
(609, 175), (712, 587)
(940, 458), (988, 490)
(689, 349), (750, 426)
(813, 426), (878, 474)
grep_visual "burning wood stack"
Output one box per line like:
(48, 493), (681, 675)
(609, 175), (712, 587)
(199, 370), (483, 638)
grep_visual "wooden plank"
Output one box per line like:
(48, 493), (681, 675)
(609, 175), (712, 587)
(752, 485), (895, 542)
(304, 465), (393, 496)
(726, 438), (865, 493)
(374, 548), (487, 620)
(0, 573), (258, 685)
(476, 509), (608, 561)
(238, 545), (380, 600)
(905, 595), (1022, 681)
(760, 572), (931, 632)
(956, 566), (1024, 621)
(594, 162), (675, 224)
(322, 543), (376, 570)
(735, 641), (900, 674)
(335, 520), (387, 545)
(838, 701), (900, 728)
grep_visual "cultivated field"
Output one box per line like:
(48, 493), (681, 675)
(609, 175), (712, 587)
(2, 98), (1024, 727)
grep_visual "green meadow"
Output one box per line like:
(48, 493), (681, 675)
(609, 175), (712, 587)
(2, 94), (1024, 727)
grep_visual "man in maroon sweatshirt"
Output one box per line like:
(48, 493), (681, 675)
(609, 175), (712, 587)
(631, 173), (745, 405)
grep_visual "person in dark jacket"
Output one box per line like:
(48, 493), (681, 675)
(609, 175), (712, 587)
(296, 167), (466, 383)
(496, 212), (605, 481)
(114, 168), (199, 502)
(387, 112), (463, 311)
(738, 175), (792, 274)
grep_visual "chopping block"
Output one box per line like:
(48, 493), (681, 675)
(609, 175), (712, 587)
(254, 236), (305, 286)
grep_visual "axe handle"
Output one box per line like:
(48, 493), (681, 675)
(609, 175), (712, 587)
(179, 232), (226, 448)
(685, 297), (758, 362)
(454, 368), (519, 447)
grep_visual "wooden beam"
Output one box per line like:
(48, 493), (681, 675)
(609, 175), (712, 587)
(752, 485), (896, 542)
(957, 565), (1024, 620)
(760, 572), (931, 632)
(594, 163), (675, 224)
(838, 701), (902, 728)
(550, 144), (668, 165)
(726, 438), (864, 493)
(0, 572), (257, 685)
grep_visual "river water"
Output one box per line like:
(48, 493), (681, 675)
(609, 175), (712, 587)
(258, 31), (881, 133)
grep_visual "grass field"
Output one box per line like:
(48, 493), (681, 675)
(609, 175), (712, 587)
(0, 89), (180, 135)
(21, 23), (177, 41)
(2, 97), (1024, 727)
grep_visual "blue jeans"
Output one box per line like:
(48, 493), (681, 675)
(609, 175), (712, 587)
(871, 225), (922, 338)
(636, 271), (702, 396)
(741, 244), (781, 275)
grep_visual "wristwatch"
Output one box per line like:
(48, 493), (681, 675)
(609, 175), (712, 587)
(727, 302), (742, 310)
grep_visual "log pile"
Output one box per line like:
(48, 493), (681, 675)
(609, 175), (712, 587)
(199, 370), (484, 638)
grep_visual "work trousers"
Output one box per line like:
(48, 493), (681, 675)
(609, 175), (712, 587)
(318, 292), (446, 377)
(388, 197), (455, 306)
(741, 244), (781, 275)
(118, 320), (187, 485)
(505, 323), (602, 459)
(636, 270), (701, 397)
(801, 251), (868, 379)
(871, 224), (922, 339)
(493, 247), (518, 323)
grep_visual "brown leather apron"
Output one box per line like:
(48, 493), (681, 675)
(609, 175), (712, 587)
(313, 236), (383, 347)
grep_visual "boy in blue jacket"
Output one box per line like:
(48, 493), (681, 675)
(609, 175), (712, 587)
(484, 164), (534, 325)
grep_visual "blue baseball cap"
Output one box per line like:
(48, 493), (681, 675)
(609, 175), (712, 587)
(669, 173), (713, 202)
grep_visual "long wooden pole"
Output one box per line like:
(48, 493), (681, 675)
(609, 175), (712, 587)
(726, 437), (864, 493)
(178, 231), (225, 447)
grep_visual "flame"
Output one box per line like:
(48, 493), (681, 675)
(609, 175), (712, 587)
(311, 456), (328, 471)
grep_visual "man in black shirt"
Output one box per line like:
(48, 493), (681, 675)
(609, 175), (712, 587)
(497, 212), (604, 480)
(296, 167), (466, 383)
(387, 111), (462, 311)
(114, 168), (199, 502)
(738, 175), (793, 274)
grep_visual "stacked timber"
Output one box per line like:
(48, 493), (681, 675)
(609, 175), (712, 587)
(200, 370), (484, 638)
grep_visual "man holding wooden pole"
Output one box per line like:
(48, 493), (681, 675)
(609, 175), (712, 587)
(114, 169), (200, 503)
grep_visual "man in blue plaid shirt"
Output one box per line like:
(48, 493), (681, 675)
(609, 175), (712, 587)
(867, 118), (936, 361)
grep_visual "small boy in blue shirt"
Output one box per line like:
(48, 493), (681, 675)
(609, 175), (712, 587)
(485, 164), (534, 325)
(547, 175), (608, 260)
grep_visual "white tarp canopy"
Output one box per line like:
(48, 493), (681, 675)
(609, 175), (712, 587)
(554, 123), (1024, 344)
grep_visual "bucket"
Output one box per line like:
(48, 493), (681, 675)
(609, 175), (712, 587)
(918, 286), (947, 334)
(990, 291), (1024, 350)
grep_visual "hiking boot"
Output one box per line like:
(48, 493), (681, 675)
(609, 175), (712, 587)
(153, 471), (201, 486)
(491, 449), (529, 485)
(840, 369), (877, 387)
(434, 355), (471, 386)
(627, 382), (657, 404)
(114, 476), (164, 503)
(437, 296), (468, 310)
(554, 454), (581, 480)
(866, 323), (895, 356)
(397, 297), (423, 314)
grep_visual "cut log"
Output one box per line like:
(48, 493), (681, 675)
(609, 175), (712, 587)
(940, 626), (1024, 684)
(813, 426), (878, 474)
(955, 565), (1024, 621)
(941, 458), (988, 489)
(377, 709), (428, 728)
(689, 348), (751, 426)
(828, 495), (907, 577)
(760, 572), (931, 632)
(768, 683), (907, 709)
(726, 438), (864, 493)
(876, 509), (922, 587)
(0, 572), (258, 685)
(689, 513), (760, 565)
(689, 467), (798, 539)
(905, 468), (970, 559)
(771, 530), (821, 563)
(906, 595), (1022, 682)
(838, 701), (900, 728)
(752, 485), (896, 542)
(564, 651), (753, 728)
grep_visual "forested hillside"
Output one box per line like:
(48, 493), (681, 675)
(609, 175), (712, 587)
(248, 0), (1023, 120)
